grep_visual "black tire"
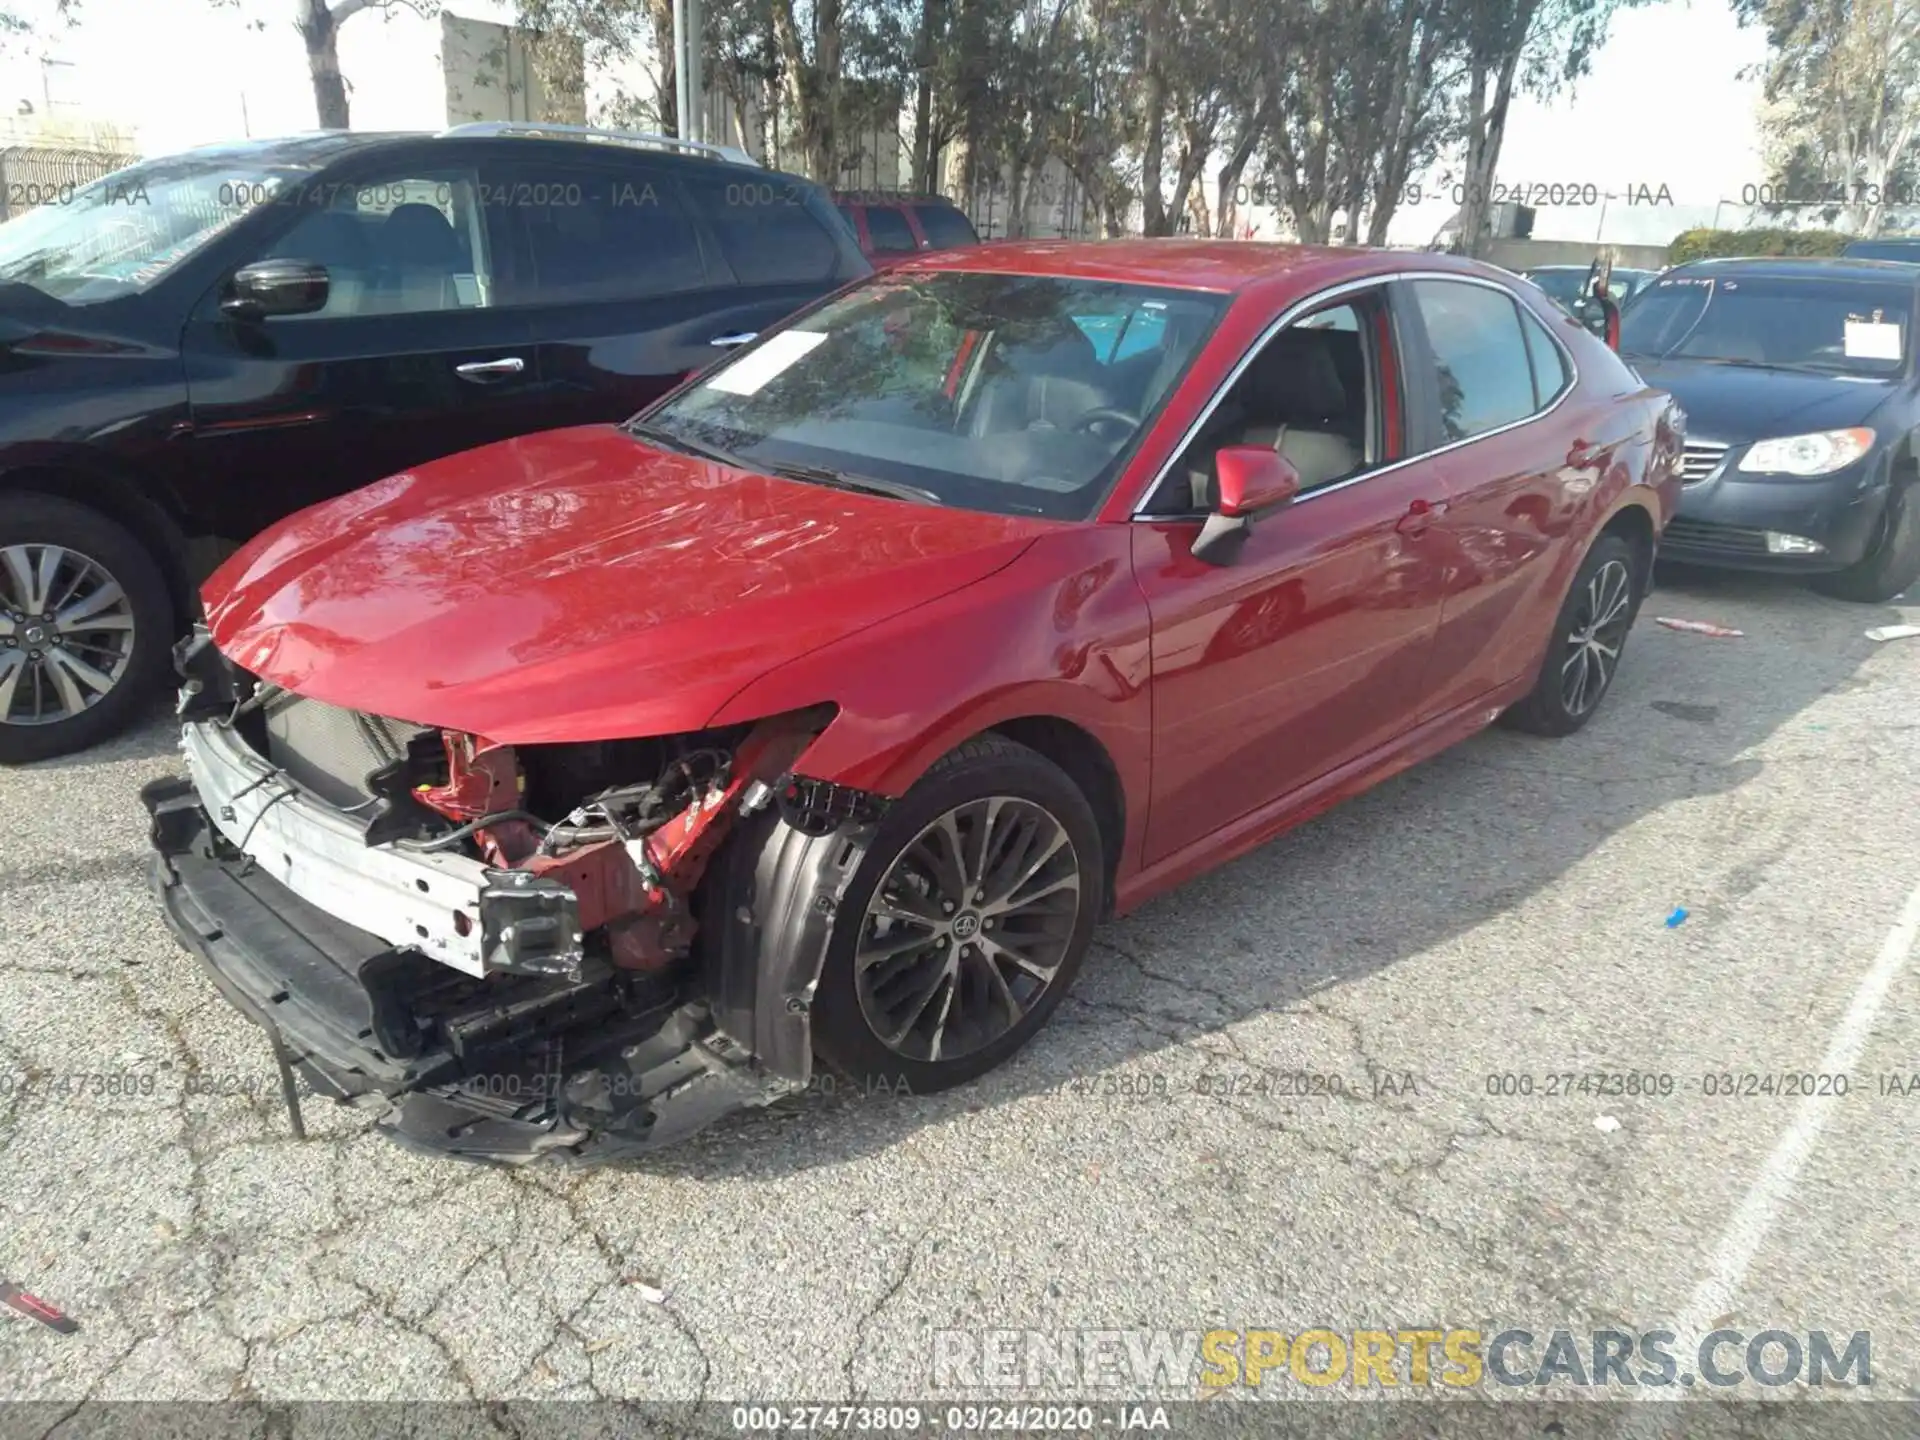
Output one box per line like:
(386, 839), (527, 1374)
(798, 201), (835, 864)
(0, 495), (173, 764)
(810, 735), (1104, 1093)
(1500, 533), (1641, 738)
(1810, 476), (1920, 604)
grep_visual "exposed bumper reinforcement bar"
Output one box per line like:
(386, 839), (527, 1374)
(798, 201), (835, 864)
(142, 775), (790, 1165)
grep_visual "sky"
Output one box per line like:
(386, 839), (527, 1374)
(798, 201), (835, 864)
(0, 0), (1771, 246)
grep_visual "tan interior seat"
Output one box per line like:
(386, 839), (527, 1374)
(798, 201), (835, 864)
(1229, 333), (1360, 489)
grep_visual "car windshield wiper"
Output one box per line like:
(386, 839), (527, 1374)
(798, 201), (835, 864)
(625, 419), (747, 467)
(765, 463), (944, 506)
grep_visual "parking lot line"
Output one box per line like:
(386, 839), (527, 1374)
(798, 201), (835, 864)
(1659, 873), (1920, 1390)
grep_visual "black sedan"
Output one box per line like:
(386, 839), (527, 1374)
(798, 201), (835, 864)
(1620, 257), (1920, 602)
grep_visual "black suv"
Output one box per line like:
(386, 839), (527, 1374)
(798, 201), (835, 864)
(0, 123), (868, 762)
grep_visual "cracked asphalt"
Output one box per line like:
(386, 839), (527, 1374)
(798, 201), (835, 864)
(2, 563), (1917, 1421)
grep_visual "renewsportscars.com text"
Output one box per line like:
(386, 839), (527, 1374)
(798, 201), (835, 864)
(931, 1327), (1871, 1391)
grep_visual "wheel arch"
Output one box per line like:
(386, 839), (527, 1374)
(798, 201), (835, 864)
(0, 459), (196, 626)
(980, 715), (1126, 915)
(1598, 497), (1658, 599)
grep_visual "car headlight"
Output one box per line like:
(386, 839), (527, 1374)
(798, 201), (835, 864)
(1737, 428), (1876, 476)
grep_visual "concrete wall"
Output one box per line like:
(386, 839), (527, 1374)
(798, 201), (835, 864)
(441, 13), (586, 127)
(1485, 238), (1671, 272)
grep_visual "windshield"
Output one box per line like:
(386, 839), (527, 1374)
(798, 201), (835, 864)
(637, 271), (1226, 519)
(1527, 270), (1586, 306)
(1619, 273), (1913, 375)
(0, 156), (311, 304)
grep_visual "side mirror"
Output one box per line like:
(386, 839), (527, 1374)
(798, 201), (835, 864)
(221, 260), (330, 321)
(1192, 445), (1301, 567)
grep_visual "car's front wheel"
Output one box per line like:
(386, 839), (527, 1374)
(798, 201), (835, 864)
(811, 735), (1103, 1092)
(1811, 473), (1920, 604)
(1501, 533), (1640, 737)
(0, 495), (172, 765)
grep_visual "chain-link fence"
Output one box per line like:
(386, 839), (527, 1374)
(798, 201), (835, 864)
(0, 144), (141, 223)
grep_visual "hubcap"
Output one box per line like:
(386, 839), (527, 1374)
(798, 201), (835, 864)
(855, 796), (1082, 1063)
(0, 543), (137, 728)
(1560, 558), (1632, 718)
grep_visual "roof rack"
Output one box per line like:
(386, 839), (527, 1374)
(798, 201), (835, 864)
(438, 122), (760, 168)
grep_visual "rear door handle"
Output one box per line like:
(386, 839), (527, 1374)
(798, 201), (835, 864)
(710, 331), (758, 348)
(1396, 497), (1446, 537)
(1568, 439), (1607, 468)
(454, 357), (526, 382)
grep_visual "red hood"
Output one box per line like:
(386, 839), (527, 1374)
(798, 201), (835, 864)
(204, 425), (1046, 744)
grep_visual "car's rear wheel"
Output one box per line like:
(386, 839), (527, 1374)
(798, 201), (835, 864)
(0, 495), (172, 764)
(1500, 533), (1640, 737)
(1810, 473), (1920, 604)
(811, 735), (1103, 1092)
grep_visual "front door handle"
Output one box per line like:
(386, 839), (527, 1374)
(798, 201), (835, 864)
(1396, 497), (1446, 537)
(710, 331), (758, 349)
(454, 357), (526, 382)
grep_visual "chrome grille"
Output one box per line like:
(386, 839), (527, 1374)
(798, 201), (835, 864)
(1680, 440), (1731, 484)
(261, 692), (432, 812)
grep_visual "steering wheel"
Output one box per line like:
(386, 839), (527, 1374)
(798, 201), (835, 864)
(1071, 406), (1142, 437)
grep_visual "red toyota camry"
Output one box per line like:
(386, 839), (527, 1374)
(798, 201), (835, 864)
(144, 241), (1684, 1165)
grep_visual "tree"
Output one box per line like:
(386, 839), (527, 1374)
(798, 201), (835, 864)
(205, 0), (440, 130)
(296, 0), (443, 129)
(1738, 0), (1920, 235)
(1448, 0), (1644, 256)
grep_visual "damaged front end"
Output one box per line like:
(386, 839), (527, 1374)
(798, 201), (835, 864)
(142, 627), (887, 1165)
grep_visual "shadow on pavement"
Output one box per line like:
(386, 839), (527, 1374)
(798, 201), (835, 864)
(621, 569), (1906, 1179)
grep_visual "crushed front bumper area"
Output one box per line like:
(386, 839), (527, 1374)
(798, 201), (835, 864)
(142, 775), (792, 1165)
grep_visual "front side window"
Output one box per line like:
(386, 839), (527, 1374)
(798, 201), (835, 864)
(1620, 274), (1913, 375)
(1411, 279), (1539, 442)
(0, 156), (321, 305)
(1149, 294), (1385, 515)
(256, 169), (493, 319)
(637, 271), (1227, 519)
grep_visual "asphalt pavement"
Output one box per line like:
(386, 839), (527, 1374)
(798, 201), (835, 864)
(1, 565), (1916, 1432)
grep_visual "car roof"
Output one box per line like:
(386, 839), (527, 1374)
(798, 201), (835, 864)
(880, 239), (1470, 294)
(162, 129), (779, 178)
(1663, 255), (1920, 282)
(835, 191), (964, 207)
(167, 132), (423, 166)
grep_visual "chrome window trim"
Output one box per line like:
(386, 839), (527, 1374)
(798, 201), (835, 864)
(1129, 269), (1582, 519)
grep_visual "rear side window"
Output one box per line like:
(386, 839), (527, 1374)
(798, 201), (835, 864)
(509, 164), (707, 303)
(1519, 307), (1572, 407)
(680, 172), (845, 284)
(913, 203), (979, 248)
(864, 205), (918, 254)
(1409, 279), (1539, 442)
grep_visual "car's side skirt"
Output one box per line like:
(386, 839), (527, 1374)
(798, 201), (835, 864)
(1113, 677), (1533, 916)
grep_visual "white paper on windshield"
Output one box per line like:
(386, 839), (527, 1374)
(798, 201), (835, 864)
(1844, 319), (1903, 360)
(705, 330), (829, 395)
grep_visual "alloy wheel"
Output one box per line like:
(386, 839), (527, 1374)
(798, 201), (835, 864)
(1559, 557), (1632, 718)
(0, 543), (138, 728)
(855, 795), (1083, 1063)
